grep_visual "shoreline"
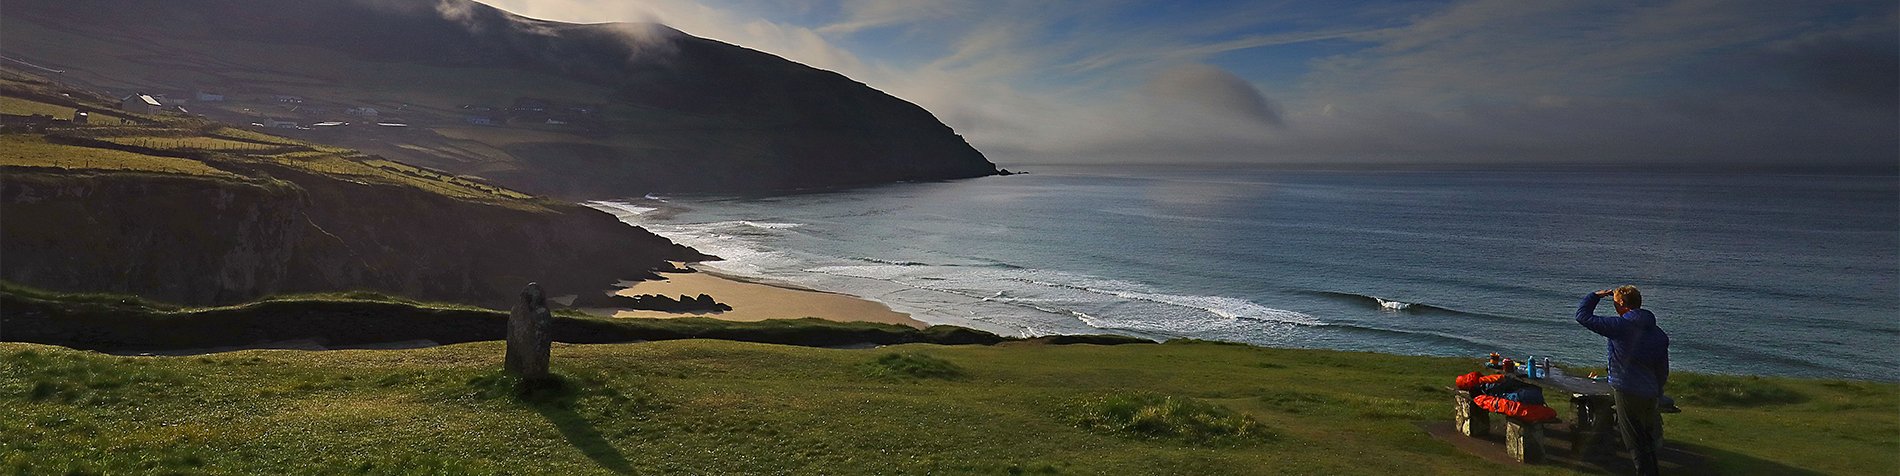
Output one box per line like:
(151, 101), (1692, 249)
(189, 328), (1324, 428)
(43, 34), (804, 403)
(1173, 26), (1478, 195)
(589, 262), (926, 328)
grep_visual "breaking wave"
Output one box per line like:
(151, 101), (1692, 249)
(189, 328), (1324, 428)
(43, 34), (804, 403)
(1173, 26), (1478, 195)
(1303, 290), (1542, 323)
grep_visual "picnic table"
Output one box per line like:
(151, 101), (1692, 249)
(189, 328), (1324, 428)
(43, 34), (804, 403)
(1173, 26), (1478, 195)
(1518, 367), (1623, 452)
(1452, 365), (1617, 463)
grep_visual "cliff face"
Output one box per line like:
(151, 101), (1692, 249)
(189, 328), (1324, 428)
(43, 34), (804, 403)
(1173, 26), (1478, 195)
(1, 174), (305, 304)
(0, 169), (706, 309)
(2, 0), (1003, 198)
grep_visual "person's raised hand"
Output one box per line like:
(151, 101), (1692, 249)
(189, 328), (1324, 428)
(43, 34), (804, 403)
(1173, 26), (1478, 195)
(1595, 289), (1614, 297)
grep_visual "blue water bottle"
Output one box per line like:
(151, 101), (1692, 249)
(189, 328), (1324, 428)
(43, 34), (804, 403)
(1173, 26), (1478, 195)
(1527, 355), (1540, 378)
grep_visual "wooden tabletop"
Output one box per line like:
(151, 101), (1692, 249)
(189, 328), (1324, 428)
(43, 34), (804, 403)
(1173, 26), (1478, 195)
(1512, 366), (1614, 397)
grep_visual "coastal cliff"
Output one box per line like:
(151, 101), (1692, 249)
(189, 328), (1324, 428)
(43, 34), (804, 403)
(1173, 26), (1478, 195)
(0, 168), (706, 309)
(0, 74), (707, 308)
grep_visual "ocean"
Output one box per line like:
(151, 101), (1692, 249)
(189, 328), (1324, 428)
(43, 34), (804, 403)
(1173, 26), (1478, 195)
(587, 166), (1899, 381)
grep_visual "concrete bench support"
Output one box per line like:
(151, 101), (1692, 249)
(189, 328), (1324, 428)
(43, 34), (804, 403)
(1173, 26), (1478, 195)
(1505, 417), (1548, 463)
(1453, 390), (1490, 437)
(1569, 395), (1616, 454)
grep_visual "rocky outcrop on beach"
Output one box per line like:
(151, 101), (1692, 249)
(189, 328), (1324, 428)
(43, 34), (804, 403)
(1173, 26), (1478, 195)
(609, 293), (734, 313)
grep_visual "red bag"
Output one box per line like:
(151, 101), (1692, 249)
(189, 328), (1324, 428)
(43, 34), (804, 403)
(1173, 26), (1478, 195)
(1454, 372), (1508, 391)
(1473, 394), (1558, 422)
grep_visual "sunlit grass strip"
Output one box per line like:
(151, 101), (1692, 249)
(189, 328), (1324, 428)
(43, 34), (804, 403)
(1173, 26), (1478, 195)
(207, 127), (305, 146)
(0, 96), (75, 119)
(93, 135), (281, 151)
(0, 135), (238, 178)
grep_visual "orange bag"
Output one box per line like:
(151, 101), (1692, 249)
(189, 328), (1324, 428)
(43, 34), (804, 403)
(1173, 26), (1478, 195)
(1454, 372), (1508, 391)
(1473, 394), (1558, 422)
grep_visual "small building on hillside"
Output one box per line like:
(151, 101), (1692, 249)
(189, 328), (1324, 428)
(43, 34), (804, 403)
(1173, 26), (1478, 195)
(273, 95), (304, 104)
(345, 107), (380, 118)
(511, 97), (550, 112)
(195, 90), (225, 102)
(465, 114), (500, 126)
(260, 118), (299, 129)
(120, 93), (161, 114)
(72, 110), (90, 125)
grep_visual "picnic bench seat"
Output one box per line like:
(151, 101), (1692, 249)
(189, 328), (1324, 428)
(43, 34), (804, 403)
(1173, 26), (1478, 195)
(1451, 388), (1555, 463)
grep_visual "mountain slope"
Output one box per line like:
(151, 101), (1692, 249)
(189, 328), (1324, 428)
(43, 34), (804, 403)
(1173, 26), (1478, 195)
(0, 73), (707, 308)
(0, 0), (1002, 198)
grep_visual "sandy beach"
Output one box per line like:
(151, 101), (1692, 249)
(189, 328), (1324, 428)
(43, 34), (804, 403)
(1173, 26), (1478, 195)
(598, 265), (924, 328)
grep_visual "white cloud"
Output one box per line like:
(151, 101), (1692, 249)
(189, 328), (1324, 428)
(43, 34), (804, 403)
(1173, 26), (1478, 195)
(470, 0), (1895, 167)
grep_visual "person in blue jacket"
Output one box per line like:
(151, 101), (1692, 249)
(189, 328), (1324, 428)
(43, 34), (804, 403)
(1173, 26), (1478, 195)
(1578, 285), (1669, 476)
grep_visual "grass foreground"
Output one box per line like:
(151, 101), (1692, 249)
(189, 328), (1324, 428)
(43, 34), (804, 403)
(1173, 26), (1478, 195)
(2, 338), (1893, 475)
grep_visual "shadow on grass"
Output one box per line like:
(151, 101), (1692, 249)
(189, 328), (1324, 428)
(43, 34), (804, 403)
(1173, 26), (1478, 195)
(1421, 421), (1826, 475)
(518, 376), (634, 475)
(1547, 439), (1828, 475)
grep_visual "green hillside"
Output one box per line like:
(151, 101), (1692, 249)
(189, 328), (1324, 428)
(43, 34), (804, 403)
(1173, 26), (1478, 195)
(0, 287), (1891, 475)
(0, 72), (536, 207)
(1, 71), (706, 309)
(2, 336), (1891, 475)
(1, 0), (1003, 198)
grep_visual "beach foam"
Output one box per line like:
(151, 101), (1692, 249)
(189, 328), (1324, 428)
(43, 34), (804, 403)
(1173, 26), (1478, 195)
(583, 200), (657, 218)
(590, 199), (1329, 340)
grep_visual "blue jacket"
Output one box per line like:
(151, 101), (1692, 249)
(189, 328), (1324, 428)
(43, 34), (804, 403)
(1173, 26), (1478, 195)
(1576, 293), (1670, 398)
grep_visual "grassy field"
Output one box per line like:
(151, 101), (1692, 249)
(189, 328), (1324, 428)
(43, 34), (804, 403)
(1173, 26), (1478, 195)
(2, 57), (545, 208)
(0, 96), (75, 119)
(0, 90), (543, 209)
(0, 135), (238, 178)
(250, 152), (539, 205)
(1, 335), (1891, 475)
(0, 283), (1012, 352)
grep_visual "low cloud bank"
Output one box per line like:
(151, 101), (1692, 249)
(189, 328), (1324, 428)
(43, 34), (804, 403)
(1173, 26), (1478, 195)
(470, 0), (1895, 168)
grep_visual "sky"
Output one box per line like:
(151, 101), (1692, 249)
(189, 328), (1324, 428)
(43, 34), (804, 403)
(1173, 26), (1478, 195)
(475, 0), (1898, 167)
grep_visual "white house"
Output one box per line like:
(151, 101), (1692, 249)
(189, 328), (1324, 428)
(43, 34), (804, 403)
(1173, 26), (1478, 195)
(260, 118), (299, 129)
(120, 94), (160, 114)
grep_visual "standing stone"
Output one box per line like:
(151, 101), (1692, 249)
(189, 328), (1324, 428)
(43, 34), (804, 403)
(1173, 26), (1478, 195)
(505, 282), (553, 379)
